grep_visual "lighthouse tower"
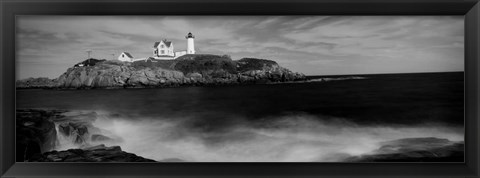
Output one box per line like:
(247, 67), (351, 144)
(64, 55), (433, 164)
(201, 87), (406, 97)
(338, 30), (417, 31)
(186, 32), (195, 54)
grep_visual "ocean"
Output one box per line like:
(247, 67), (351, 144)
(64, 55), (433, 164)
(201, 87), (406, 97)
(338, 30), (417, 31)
(16, 72), (465, 162)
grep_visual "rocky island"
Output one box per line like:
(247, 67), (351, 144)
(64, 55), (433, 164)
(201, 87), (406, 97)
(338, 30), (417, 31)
(16, 54), (306, 89)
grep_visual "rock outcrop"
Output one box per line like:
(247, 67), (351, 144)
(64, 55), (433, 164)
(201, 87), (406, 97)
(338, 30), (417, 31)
(54, 111), (105, 147)
(16, 109), (63, 162)
(16, 77), (58, 88)
(17, 109), (155, 162)
(28, 144), (156, 162)
(17, 55), (306, 89)
(345, 137), (464, 162)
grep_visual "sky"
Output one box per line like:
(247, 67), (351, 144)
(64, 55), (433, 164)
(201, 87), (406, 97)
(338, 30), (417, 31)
(16, 16), (464, 79)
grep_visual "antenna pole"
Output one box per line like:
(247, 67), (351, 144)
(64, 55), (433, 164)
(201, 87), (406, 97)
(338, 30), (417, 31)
(86, 50), (92, 59)
(86, 50), (92, 65)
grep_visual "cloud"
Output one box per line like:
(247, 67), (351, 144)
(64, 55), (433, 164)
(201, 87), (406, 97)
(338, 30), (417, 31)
(16, 16), (464, 79)
(283, 16), (463, 57)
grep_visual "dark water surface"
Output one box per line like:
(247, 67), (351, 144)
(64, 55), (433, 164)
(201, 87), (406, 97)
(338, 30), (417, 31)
(16, 72), (464, 162)
(18, 72), (464, 126)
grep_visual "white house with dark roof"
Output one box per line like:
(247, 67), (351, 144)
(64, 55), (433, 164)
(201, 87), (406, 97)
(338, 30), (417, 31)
(153, 39), (175, 58)
(117, 32), (196, 62)
(118, 52), (135, 62)
(152, 32), (196, 60)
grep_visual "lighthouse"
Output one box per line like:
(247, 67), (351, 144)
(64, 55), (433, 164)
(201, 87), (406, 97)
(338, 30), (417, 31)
(186, 32), (195, 54)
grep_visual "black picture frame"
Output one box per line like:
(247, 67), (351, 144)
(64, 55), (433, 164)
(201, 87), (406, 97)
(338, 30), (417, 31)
(1, 0), (479, 177)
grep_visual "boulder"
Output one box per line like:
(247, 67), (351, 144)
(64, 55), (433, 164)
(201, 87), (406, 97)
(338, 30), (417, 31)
(56, 111), (101, 146)
(58, 122), (89, 145)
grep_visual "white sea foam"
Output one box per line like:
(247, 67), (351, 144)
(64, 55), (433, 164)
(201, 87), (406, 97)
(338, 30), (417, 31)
(86, 112), (464, 162)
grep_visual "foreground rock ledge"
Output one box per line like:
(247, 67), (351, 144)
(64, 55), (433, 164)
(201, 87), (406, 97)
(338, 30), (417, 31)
(345, 137), (464, 162)
(17, 109), (156, 162)
(29, 144), (156, 162)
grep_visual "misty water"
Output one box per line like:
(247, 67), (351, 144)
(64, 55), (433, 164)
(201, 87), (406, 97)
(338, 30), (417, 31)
(16, 72), (465, 162)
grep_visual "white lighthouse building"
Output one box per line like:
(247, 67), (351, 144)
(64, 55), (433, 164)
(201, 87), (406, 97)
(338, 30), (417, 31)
(186, 32), (195, 54)
(117, 32), (196, 61)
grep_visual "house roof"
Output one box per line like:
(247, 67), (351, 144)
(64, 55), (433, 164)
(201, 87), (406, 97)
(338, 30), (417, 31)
(153, 42), (161, 48)
(153, 40), (172, 48)
(122, 52), (134, 58)
(162, 40), (172, 47)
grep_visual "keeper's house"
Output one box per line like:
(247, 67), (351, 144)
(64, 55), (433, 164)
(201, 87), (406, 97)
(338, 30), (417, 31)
(118, 32), (196, 62)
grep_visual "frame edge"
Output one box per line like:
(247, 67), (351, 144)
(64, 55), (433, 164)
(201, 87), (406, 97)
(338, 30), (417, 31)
(1, 0), (480, 178)
(465, 2), (480, 176)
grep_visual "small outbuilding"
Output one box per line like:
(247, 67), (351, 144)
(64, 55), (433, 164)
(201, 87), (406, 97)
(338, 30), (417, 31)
(118, 52), (134, 62)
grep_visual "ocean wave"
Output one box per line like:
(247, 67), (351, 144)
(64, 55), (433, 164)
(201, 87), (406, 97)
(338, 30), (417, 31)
(77, 111), (463, 162)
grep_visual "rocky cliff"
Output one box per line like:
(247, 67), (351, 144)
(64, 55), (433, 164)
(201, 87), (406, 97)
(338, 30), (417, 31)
(17, 109), (155, 162)
(17, 54), (306, 89)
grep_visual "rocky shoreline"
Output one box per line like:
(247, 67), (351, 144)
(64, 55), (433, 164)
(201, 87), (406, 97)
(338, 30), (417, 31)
(31, 144), (156, 162)
(16, 55), (306, 89)
(17, 109), (155, 162)
(345, 137), (464, 162)
(17, 108), (464, 162)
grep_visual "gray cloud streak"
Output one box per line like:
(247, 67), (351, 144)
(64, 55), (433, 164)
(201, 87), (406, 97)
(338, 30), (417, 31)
(16, 16), (464, 79)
